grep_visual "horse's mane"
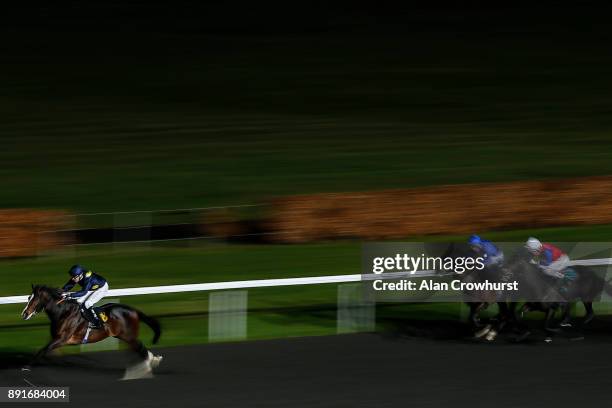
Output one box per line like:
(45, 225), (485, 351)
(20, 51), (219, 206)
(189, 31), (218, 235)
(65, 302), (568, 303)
(33, 285), (63, 300)
(32, 284), (79, 320)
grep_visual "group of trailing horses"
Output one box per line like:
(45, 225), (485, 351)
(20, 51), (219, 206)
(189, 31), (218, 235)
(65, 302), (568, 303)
(20, 285), (162, 374)
(448, 243), (612, 342)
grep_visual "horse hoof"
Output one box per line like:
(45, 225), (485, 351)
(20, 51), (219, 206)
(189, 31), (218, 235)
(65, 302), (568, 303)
(150, 355), (163, 369)
(474, 324), (492, 339)
(485, 330), (498, 341)
(584, 315), (594, 325)
(122, 362), (154, 380)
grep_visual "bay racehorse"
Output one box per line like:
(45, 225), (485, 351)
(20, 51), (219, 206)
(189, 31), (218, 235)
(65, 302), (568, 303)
(21, 285), (162, 371)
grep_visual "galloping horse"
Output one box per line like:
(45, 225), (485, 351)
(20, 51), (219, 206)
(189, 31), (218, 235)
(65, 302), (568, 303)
(438, 243), (511, 337)
(21, 285), (162, 371)
(503, 251), (612, 340)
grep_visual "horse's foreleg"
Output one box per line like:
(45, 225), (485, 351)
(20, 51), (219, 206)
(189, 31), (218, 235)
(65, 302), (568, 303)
(471, 303), (494, 338)
(496, 302), (509, 319)
(495, 302), (511, 328)
(559, 303), (572, 327)
(24, 338), (65, 370)
(517, 303), (530, 320)
(508, 302), (518, 322)
(467, 302), (486, 328)
(544, 308), (560, 335)
(514, 303), (531, 327)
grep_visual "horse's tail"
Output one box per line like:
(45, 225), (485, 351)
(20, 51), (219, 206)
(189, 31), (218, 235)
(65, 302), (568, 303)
(601, 278), (612, 298)
(137, 310), (161, 344)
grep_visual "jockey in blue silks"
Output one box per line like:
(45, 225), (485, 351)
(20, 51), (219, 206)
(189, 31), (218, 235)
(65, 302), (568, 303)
(468, 235), (504, 268)
(61, 265), (109, 328)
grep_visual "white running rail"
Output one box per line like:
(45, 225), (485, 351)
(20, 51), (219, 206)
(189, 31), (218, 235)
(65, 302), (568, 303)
(0, 270), (440, 305)
(0, 258), (608, 305)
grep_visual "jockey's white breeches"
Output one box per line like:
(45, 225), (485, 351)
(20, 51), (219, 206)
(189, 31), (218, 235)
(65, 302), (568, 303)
(75, 283), (109, 308)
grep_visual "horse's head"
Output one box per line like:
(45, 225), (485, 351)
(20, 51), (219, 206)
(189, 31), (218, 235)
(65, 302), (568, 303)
(502, 247), (535, 274)
(21, 285), (63, 320)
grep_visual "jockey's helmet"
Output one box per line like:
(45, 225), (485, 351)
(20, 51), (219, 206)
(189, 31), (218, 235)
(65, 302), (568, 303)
(68, 264), (85, 278)
(468, 235), (482, 247)
(525, 237), (542, 254)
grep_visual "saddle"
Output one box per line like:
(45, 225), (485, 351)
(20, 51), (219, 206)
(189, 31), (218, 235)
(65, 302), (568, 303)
(78, 304), (113, 327)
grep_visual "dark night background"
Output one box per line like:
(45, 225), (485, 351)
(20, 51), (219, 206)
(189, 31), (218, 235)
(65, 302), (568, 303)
(2, 1), (612, 211)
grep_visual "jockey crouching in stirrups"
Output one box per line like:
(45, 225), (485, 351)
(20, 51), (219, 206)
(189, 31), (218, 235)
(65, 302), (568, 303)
(61, 265), (109, 329)
(525, 237), (577, 308)
(525, 237), (574, 283)
(468, 235), (504, 270)
(468, 234), (505, 303)
(525, 237), (577, 326)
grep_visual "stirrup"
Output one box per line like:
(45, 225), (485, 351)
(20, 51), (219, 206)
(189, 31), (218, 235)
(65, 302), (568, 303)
(84, 308), (102, 328)
(88, 316), (103, 329)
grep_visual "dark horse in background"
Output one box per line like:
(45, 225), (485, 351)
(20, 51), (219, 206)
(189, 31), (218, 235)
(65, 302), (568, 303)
(441, 244), (612, 341)
(440, 243), (511, 339)
(503, 250), (612, 340)
(21, 285), (163, 375)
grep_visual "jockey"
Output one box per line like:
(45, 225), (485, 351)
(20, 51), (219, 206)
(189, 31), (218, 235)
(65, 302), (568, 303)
(61, 265), (109, 328)
(468, 235), (504, 268)
(524, 237), (570, 279)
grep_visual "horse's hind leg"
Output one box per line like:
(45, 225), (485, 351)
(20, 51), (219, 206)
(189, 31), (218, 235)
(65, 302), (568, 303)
(115, 329), (149, 361)
(512, 303), (532, 342)
(583, 301), (594, 324)
(115, 315), (148, 362)
(123, 337), (162, 366)
(117, 337), (154, 380)
(128, 339), (149, 360)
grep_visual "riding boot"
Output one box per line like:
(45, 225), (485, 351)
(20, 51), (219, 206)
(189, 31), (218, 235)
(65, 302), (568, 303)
(80, 305), (101, 328)
(88, 308), (102, 329)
